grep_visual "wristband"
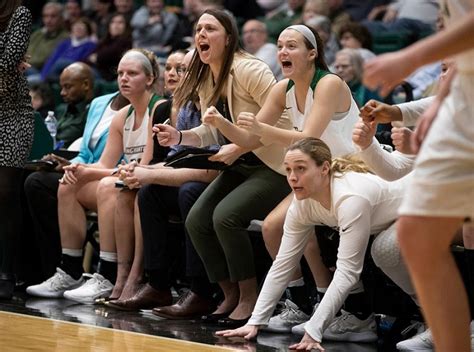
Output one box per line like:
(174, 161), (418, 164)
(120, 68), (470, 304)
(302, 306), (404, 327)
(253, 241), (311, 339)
(177, 130), (183, 145)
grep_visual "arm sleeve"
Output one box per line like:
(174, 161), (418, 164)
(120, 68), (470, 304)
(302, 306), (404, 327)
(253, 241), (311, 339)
(305, 196), (373, 342)
(357, 139), (415, 181)
(248, 200), (314, 325)
(397, 96), (435, 127)
(0, 7), (32, 74)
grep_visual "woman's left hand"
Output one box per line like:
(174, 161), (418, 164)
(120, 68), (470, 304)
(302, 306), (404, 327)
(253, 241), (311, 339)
(202, 106), (224, 127)
(209, 144), (244, 165)
(237, 112), (263, 136)
(122, 166), (151, 189)
(289, 333), (325, 351)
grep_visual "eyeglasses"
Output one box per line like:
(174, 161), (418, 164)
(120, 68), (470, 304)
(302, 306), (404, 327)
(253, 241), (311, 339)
(334, 64), (351, 70)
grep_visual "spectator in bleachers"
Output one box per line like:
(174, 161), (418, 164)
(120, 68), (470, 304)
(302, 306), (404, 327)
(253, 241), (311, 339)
(216, 137), (408, 351)
(64, 0), (84, 31)
(131, 0), (179, 56)
(223, 0), (264, 25)
(256, 0), (284, 14)
(29, 83), (55, 120)
(114, 0), (135, 23)
(26, 49), (165, 302)
(334, 48), (380, 107)
(338, 22), (376, 62)
(343, 0), (391, 22)
(87, 13), (132, 81)
(40, 18), (97, 83)
(304, 15), (339, 66)
(156, 9), (292, 327)
(54, 62), (95, 149)
(362, 0), (439, 40)
(84, 0), (116, 40)
(325, 0), (351, 35)
(242, 19), (282, 80)
(26, 2), (69, 78)
(23, 91), (129, 282)
(264, 0), (305, 42)
(301, 0), (330, 22)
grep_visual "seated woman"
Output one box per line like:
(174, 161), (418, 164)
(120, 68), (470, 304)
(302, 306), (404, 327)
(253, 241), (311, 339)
(227, 24), (359, 333)
(100, 49), (191, 307)
(216, 137), (409, 350)
(26, 48), (165, 303)
(87, 13), (133, 81)
(338, 22), (376, 62)
(40, 17), (97, 82)
(334, 48), (381, 107)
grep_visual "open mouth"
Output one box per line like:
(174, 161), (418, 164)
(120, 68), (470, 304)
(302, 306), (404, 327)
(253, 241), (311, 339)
(200, 43), (210, 52)
(281, 60), (292, 69)
(293, 187), (303, 192)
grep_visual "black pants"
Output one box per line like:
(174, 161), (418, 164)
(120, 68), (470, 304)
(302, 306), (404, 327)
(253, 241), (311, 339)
(23, 171), (62, 280)
(138, 181), (210, 289)
(0, 166), (24, 275)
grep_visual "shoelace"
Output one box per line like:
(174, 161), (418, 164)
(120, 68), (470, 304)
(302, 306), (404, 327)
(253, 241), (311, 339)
(49, 272), (72, 290)
(280, 302), (302, 319)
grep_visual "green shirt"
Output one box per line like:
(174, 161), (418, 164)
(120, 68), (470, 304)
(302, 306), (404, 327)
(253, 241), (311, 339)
(55, 100), (91, 148)
(27, 28), (69, 70)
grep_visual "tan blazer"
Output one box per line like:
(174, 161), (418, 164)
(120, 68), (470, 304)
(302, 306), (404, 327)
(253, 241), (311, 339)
(191, 53), (292, 175)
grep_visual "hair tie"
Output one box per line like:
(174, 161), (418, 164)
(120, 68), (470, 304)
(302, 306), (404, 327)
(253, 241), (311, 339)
(287, 25), (317, 50)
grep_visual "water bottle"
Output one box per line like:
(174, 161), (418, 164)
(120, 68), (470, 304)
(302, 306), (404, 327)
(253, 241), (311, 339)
(44, 110), (57, 148)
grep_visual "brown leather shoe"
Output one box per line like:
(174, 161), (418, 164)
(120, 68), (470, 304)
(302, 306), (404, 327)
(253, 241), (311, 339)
(152, 290), (215, 320)
(105, 284), (171, 311)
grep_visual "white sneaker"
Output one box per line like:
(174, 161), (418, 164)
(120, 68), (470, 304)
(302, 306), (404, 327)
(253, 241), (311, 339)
(64, 273), (113, 305)
(262, 299), (310, 333)
(322, 310), (378, 343)
(26, 268), (84, 298)
(396, 328), (432, 351)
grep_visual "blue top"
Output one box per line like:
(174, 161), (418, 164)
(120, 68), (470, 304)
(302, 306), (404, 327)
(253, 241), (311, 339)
(71, 92), (117, 164)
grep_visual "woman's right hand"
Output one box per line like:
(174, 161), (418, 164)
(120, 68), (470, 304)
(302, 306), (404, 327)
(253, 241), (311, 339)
(215, 324), (260, 340)
(154, 124), (180, 146)
(359, 100), (401, 124)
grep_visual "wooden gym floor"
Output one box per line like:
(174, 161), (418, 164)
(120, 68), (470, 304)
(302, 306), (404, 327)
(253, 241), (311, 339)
(0, 292), (381, 351)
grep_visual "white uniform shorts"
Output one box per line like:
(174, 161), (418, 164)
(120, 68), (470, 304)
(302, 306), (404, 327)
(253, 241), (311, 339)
(399, 74), (474, 220)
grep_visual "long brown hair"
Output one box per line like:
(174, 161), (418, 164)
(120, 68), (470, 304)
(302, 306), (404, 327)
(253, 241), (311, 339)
(287, 137), (372, 176)
(0, 0), (21, 32)
(173, 9), (243, 110)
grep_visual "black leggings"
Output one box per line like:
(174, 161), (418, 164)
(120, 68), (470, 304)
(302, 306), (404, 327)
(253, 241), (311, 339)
(0, 166), (24, 274)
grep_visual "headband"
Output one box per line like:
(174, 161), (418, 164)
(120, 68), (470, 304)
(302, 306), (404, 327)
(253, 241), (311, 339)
(121, 50), (154, 76)
(286, 25), (318, 50)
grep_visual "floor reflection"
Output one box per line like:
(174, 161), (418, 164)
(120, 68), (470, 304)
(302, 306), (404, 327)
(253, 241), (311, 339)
(0, 293), (389, 351)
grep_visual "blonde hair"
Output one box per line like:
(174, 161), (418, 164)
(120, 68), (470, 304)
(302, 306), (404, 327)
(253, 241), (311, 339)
(287, 137), (372, 176)
(120, 48), (160, 88)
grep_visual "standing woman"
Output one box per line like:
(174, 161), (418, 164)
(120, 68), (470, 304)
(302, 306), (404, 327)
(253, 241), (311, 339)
(157, 9), (292, 326)
(0, 1), (33, 299)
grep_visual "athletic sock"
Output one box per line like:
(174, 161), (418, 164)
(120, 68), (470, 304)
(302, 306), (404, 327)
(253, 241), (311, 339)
(97, 251), (118, 284)
(60, 249), (84, 280)
(287, 278), (312, 315)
